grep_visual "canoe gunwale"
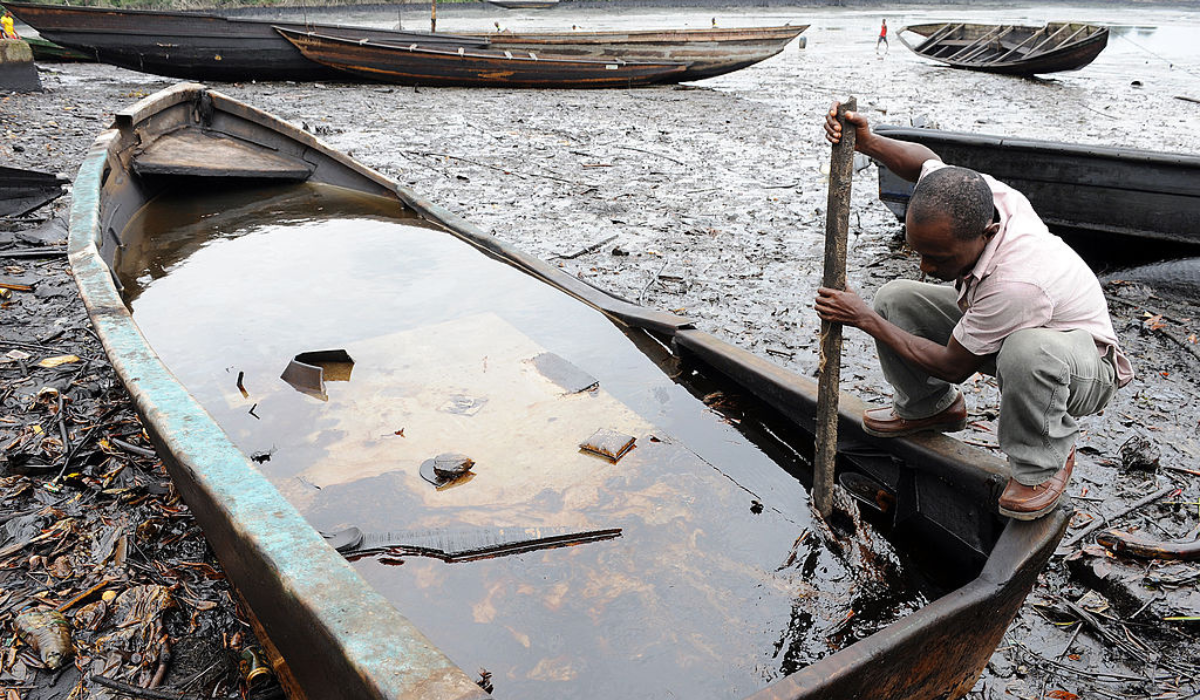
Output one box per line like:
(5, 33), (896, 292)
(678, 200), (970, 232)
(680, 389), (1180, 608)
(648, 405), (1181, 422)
(71, 83), (1067, 700)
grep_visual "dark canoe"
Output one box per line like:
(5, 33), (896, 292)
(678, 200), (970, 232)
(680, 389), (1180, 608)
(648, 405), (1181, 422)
(71, 82), (1067, 700)
(898, 22), (1108, 75)
(3, 1), (486, 81)
(0, 165), (67, 217)
(25, 36), (94, 62)
(465, 24), (808, 81)
(276, 28), (687, 89)
(873, 125), (1200, 247)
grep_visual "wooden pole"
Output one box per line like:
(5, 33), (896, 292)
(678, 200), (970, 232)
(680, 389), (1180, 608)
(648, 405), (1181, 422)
(814, 97), (857, 519)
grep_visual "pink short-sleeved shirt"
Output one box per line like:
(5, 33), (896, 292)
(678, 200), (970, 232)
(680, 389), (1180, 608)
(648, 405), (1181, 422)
(919, 160), (1134, 387)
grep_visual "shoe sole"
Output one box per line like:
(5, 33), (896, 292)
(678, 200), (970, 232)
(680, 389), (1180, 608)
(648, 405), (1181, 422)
(861, 418), (968, 439)
(998, 495), (1062, 521)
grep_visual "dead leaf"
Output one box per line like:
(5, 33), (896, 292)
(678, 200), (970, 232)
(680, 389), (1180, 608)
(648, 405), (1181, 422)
(38, 355), (81, 369)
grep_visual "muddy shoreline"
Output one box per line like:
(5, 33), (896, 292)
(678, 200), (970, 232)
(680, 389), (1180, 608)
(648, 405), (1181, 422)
(4, 4), (1200, 697)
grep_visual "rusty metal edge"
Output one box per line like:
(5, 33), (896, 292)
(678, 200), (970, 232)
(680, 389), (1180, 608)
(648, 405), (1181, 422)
(69, 98), (489, 700)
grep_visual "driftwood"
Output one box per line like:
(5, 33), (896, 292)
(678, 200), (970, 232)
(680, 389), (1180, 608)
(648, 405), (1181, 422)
(814, 97), (857, 519)
(1096, 529), (1200, 561)
(1059, 484), (1175, 549)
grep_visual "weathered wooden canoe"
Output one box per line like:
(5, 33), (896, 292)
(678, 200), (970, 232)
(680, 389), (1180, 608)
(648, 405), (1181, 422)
(898, 22), (1108, 75)
(873, 125), (1200, 247)
(3, 1), (486, 81)
(276, 28), (687, 88)
(71, 83), (1067, 700)
(466, 24), (809, 81)
(0, 165), (66, 217)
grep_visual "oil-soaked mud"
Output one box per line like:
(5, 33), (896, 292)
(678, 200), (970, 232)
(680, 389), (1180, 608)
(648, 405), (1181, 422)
(3, 2), (1200, 697)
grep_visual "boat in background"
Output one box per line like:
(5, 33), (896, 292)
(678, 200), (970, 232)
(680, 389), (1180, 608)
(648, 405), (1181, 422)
(24, 35), (94, 62)
(3, 1), (486, 81)
(470, 24), (808, 81)
(0, 166), (67, 217)
(485, 0), (560, 8)
(873, 125), (1200, 247)
(277, 28), (687, 88)
(70, 81), (1067, 700)
(898, 22), (1108, 75)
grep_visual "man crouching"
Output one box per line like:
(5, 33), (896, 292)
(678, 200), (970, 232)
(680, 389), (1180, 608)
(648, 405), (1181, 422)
(816, 102), (1133, 520)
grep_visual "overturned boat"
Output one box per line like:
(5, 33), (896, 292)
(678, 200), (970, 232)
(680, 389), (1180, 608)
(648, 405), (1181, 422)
(898, 22), (1109, 75)
(4, 1), (486, 81)
(873, 124), (1200, 248)
(467, 24), (808, 81)
(70, 83), (1068, 700)
(276, 28), (687, 88)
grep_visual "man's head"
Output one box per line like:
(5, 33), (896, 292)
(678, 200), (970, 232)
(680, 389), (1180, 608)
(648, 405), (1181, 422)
(905, 166), (999, 281)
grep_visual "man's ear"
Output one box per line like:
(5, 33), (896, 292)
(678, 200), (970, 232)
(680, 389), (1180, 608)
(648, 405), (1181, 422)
(983, 221), (1001, 240)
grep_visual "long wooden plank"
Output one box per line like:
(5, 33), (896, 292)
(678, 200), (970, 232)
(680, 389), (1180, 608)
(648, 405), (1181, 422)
(993, 27), (1048, 63)
(957, 26), (1017, 64)
(945, 25), (1004, 61)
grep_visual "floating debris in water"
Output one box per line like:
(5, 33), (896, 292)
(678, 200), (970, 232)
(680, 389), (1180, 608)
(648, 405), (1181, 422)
(280, 349), (355, 400)
(441, 394), (487, 416)
(531, 352), (599, 394)
(579, 428), (636, 462)
(420, 452), (477, 488)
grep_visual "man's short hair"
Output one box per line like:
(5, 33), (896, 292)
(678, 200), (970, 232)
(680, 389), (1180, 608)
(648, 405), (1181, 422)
(909, 166), (993, 240)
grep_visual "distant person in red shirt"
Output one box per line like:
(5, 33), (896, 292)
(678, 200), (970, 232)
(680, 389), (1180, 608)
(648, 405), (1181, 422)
(876, 19), (889, 54)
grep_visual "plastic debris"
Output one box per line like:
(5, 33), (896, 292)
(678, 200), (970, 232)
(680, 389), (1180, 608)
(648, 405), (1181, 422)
(14, 610), (74, 669)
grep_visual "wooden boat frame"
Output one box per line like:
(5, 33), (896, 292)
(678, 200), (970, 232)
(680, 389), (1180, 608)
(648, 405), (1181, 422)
(898, 22), (1109, 75)
(468, 24), (809, 81)
(70, 83), (1067, 700)
(4, 1), (486, 82)
(873, 124), (1200, 247)
(276, 28), (688, 89)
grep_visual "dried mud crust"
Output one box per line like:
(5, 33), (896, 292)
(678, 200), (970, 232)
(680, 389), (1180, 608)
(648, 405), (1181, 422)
(3, 10), (1200, 695)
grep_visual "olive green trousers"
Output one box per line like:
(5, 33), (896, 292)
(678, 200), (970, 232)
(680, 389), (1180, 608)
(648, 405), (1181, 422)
(872, 279), (1119, 485)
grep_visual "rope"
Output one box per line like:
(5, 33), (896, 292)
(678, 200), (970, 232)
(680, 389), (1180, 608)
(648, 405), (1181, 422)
(1117, 33), (1200, 81)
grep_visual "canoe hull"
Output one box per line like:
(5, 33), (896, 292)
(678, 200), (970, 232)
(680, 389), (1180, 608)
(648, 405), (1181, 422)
(473, 24), (809, 81)
(899, 22), (1108, 75)
(278, 29), (687, 88)
(70, 83), (1067, 700)
(874, 125), (1200, 247)
(4, 1), (485, 81)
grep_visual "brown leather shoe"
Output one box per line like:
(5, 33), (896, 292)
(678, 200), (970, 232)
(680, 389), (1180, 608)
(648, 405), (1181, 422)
(861, 392), (967, 438)
(998, 448), (1075, 521)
